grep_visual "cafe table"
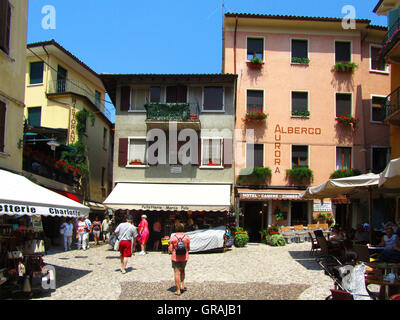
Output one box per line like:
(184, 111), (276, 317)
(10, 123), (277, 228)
(365, 262), (400, 299)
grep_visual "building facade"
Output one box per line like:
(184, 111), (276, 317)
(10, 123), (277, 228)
(24, 40), (113, 212)
(0, 0), (28, 173)
(223, 13), (391, 241)
(101, 74), (237, 234)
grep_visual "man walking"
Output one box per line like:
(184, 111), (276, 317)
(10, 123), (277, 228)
(76, 217), (88, 250)
(114, 215), (138, 274)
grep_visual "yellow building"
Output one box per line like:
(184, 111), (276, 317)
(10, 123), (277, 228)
(374, 0), (400, 159)
(0, 0), (28, 173)
(24, 40), (114, 208)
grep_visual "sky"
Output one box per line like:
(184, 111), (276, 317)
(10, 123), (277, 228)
(27, 0), (389, 121)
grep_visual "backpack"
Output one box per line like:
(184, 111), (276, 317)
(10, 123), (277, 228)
(175, 235), (186, 255)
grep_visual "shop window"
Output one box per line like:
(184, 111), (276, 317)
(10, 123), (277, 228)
(0, 100), (6, 152)
(247, 38), (264, 61)
(292, 92), (308, 113)
(166, 85), (187, 103)
(246, 143), (264, 168)
(335, 41), (351, 63)
(336, 93), (352, 117)
(0, 0), (11, 55)
(203, 87), (224, 111)
(372, 147), (390, 174)
(29, 62), (44, 85)
(292, 145), (308, 167)
(128, 138), (147, 166)
(247, 90), (264, 113)
(150, 86), (161, 103)
(27, 107), (41, 127)
(292, 39), (308, 59)
(371, 96), (387, 122)
(336, 147), (352, 170)
(201, 138), (223, 166)
(370, 45), (388, 72)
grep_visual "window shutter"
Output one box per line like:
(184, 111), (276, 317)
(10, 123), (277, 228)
(0, 0), (7, 53)
(223, 139), (232, 167)
(5, 1), (10, 54)
(118, 138), (128, 167)
(120, 87), (131, 111)
(177, 85), (187, 103)
(0, 101), (6, 152)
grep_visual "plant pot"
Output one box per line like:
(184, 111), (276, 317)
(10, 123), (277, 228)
(130, 162), (143, 166)
(246, 62), (263, 70)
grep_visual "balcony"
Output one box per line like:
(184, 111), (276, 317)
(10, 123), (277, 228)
(379, 17), (400, 63)
(382, 86), (400, 126)
(144, 103), (201, 131)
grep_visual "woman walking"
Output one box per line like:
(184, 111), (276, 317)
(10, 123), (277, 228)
(138, 215), (150, 255)
(76, 217), (88, 250)
(62, 219), (74, 251)
(168, 223), (190, 296)
(92, 216), (102, 246)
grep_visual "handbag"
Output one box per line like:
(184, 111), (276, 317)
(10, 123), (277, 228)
(114, 227), (130, 251)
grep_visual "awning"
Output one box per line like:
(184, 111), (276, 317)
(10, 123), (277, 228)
(103, 183), (231, 212)
(49, 189), (81, 203)
(0, 169), (89, 218)
(379, 158), (400, 189)
(84, 201), (107, 210)
(237, 188), (303, 200)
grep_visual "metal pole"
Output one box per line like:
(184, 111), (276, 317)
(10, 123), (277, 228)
(369, 188), (373, 244)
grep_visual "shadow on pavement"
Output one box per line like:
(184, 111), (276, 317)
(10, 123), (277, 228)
(288, 250), (322, 271)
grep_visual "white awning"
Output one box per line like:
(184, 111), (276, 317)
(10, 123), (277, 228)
(0, 169), (89, 217)
(379, 158), (400, 189)
(103, 183), (232, 212)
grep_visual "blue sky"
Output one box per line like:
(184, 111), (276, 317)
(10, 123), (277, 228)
(27, 0), (388, 121)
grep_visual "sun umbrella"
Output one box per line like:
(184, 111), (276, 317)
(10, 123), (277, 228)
(379, 158), (400, 189)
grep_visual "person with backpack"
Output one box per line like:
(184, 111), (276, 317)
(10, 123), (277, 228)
(168, 223), (190, 296)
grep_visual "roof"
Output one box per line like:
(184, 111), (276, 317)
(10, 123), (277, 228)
(27, 40), (100, 79)
(224, 12), (372, 24)
(373, 0), (385, 13)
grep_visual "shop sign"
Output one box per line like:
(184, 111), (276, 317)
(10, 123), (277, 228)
(69, 107), (78, 144)
(313, 201), (332, 212)
(240, 193), (301, 200)
(170, 166), (182, 174)
(0, 203), (83, 217)
(31, 216), (44, 232)
(141, 205), (190, 211)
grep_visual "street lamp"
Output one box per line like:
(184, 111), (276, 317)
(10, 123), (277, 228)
(47, 139), (61, 151)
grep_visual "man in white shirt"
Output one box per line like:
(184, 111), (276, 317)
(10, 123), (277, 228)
(114, 215), (138, 274)
(84, 216), (92, 250)
(62, 219), (74, 251)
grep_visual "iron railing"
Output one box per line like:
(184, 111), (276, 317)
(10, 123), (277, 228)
(144, 103), (200, 121)
(382, 86), (400, 119)
(379, 17), (400, 61)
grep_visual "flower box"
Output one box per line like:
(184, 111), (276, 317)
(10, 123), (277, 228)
(336, 114), (359, 129)
(333, 62), (358, 73)
(243, 110), (268, 121)
(130, 161), (143, 166)
(247, 61), (263, 70)
(207, 162), (220, 166)
(291, 57), (310, 65)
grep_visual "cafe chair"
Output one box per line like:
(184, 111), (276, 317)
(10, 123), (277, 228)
(294, 225), (307, 243)
(329, 289), (354, 300)
(280, 226), (296, 244)
(308, 232), (320, 256)
(390, 294), (400, 300)
(316, 236), (341, 258)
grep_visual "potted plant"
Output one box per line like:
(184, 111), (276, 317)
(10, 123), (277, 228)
(291, 57), (310, 65)
(333, 61), (358, 73)
(236, 167), (272, 185)
(330, 168), (362, 179)
(261, 227), (286, 246)
(336, 113), (359, 129)
(234, 227), (249, 248)
(242, 110), (268, 121)
(291, 110), (310, 118)
(286, 166), (314, 185)
(130, 159), (143, 165)
(247, 55), (264, 70)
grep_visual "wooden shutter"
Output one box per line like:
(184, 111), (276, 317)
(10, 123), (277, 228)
(5, 1), (10, 54)
(120, 87), (131, 111)
(0, 0), (8, 53)
(223, 139), (232, 167)
(0, 101), (6, 152)
(177, 85), (187, 103)
(118, 138), (128, 167)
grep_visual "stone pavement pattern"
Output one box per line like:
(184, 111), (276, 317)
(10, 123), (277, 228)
(35, 242), (333, 300)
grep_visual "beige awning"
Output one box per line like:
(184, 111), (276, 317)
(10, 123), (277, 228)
(103, 183), (231, 212)
(84, 201), (107, 210)
(379, 158), (400, 189)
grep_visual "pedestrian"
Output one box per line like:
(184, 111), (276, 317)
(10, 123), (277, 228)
(84, 216), (92, 249)
(138, 214), (149, 255)
(76, 217), (88, 250)
(62, 218), (74, 251)
(168, 223), (190, 296)
(152, 219), (162, 251)
(102, 215), (111, 244)
(92, 216), (102, 246)
(59, 218), (67, 247)
(114, 215), (138, 274)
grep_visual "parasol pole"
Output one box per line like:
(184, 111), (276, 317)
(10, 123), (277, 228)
(368, 186), (373, 244)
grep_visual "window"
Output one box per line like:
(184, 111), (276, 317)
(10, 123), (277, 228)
(95, 91), (101, 108)
(203, 87), (224, 111)
(103, 128), (107, 149)
(0, 100), (6, 152)
(29, 62), (44, 85)
(27, 107), (41, 127)
(128, 138), (147, 165)
(201, 138), (223, 166)
(150, 87), (161, 103)
(292, 39), (308, 59)
(247, 38), (264, 61)
(372, 147), (390, 173)
(0, 0), (11, 55)
(371, 96), (387, 122)
(370, 45), (388, 72)
(166, 86), (187, 103)
(335, 41), (351, 63)
(292, 92), (308, 113)
(246, 144), (264, 168)
(292, 145), (308, 167)
(129, 88), (146, 111)
(336, 93), (352, 117)
(247, 90), (263, 112)
(101, 167), (105, 187)
(336, 147), (352, 170)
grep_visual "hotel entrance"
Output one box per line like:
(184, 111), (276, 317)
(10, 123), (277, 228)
(243, 202), (264, 243)
(291, 201), (308, 225)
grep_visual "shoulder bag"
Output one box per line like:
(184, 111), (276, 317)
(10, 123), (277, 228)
(114, 226), (131, 251)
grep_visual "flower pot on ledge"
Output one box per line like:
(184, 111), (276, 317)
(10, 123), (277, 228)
(130, 161), (143, 166)
(333, 62), (358, 73)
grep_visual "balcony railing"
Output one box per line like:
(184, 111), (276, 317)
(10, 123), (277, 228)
(382, 86), (400, 122)
(47, 80), (112, 120)
(379, 17), (400, 61)
(144, 103), (200, 122)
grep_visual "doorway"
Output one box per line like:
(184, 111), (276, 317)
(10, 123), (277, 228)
(291, 201), (308, 225)
(244, 202), (263, 242)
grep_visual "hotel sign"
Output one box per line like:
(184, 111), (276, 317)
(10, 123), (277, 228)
(313, 201), (332, 212)
(240, 193), (301, 200)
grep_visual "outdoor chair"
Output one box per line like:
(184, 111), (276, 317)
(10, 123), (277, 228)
(314, 230), (324, 238)
(280, 226), (296, 244)
(316, 236), (341, 258)
(307, 224), (318, 230)
(319, 223), (329, 230)
(329, 289), (354, 300)
(294, 225), (307, 243)
(308, 232), (320, 256)
(353, 244), (379, 263)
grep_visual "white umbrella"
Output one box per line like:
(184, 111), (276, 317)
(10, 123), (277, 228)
(0, 169), (89, 217)
(379, 158), (400, 189)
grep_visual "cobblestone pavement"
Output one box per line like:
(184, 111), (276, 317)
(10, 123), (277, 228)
(34, 241), (334, 300)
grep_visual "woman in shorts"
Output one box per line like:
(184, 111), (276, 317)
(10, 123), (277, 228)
(92, 216), (102, 246)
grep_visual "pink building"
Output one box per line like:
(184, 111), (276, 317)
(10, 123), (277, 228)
(223, 13), (391, 242)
